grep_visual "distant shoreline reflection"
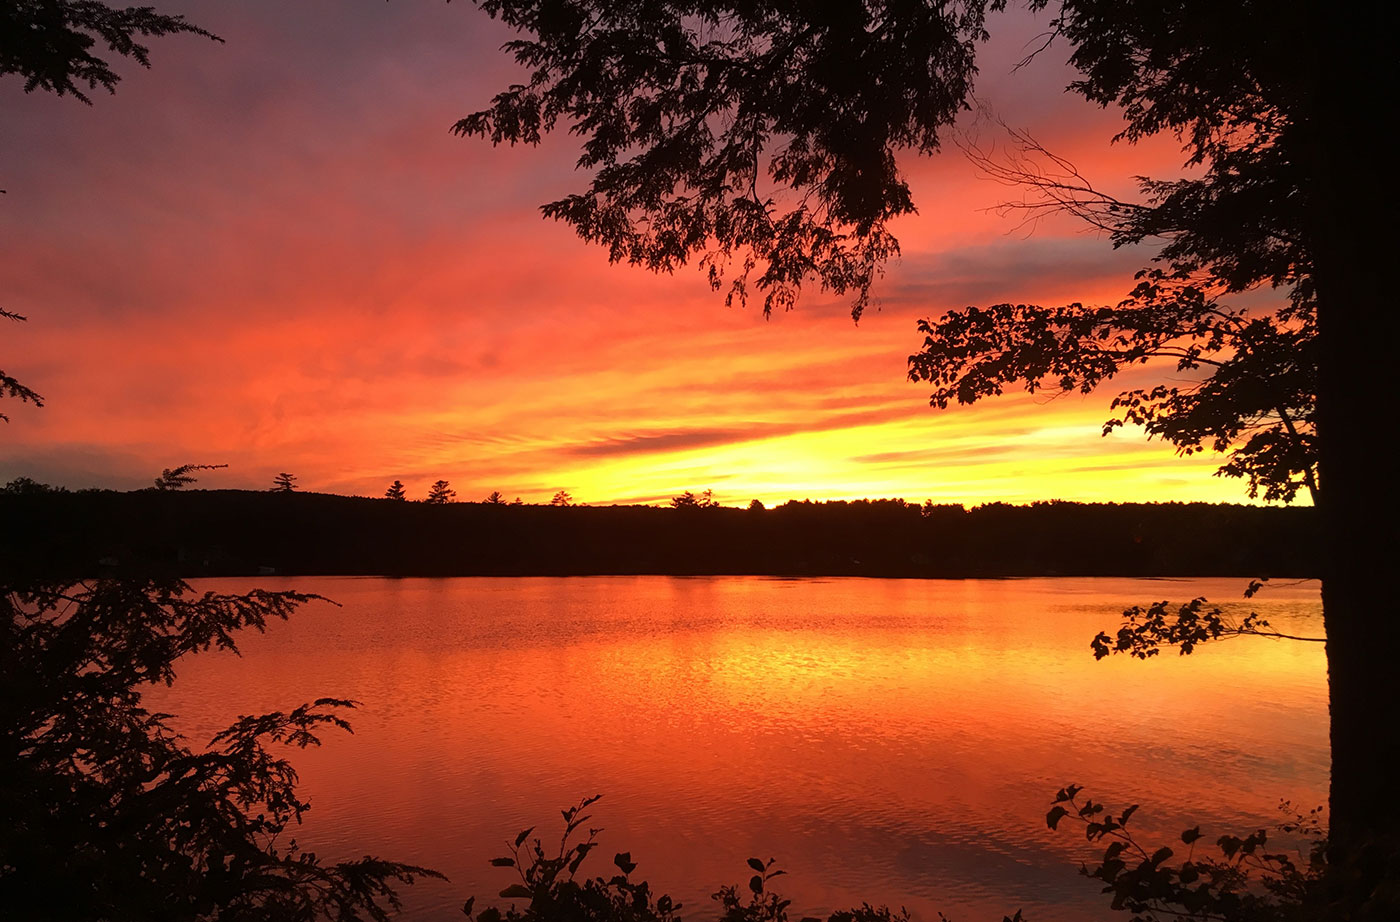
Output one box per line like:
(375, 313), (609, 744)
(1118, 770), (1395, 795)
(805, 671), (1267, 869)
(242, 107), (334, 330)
(148, 576), (1327, 922)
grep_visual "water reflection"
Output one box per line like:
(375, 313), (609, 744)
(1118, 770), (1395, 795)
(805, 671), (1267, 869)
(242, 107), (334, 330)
(148, 576), (1326, 922)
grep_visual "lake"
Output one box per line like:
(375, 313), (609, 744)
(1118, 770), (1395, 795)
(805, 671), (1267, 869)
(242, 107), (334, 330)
(148, 576), (1327, 922)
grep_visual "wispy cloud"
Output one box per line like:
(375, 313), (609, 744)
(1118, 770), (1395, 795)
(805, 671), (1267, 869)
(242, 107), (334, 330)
(569, 428), (765, 457)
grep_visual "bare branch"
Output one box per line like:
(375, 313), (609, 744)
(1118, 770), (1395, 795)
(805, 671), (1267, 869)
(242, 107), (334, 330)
(956, 116), (1148, 236)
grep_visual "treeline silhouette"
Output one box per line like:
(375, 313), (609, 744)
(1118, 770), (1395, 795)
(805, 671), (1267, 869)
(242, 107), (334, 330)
(1, 489), (1314, 579)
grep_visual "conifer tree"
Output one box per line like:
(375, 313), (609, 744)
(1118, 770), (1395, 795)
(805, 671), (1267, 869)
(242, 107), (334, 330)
(426, 480), (456, 504)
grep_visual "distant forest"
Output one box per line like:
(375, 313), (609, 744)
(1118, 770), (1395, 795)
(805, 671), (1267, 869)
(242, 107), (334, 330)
(1, 490), (1315, 579)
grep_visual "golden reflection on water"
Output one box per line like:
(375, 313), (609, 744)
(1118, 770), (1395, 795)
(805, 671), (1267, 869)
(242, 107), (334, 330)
(149, 576), (1326, 922)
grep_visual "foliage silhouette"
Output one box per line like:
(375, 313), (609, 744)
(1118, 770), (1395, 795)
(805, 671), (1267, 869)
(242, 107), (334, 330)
(456, 1), (992, 320)
(1, 309), (44, 421)
(464, 797), (964, 922)
(427, 479), (458, 504)
(907, 273), (1315, 503)
(463, 790), (1385, 922)
(0, 0), (221, 104)
(154, 462), (228, 491)
(2, 475), (64, 494)
(0, 577), (441, 919)
(272, 472), (298, 493)
(462, 0), (1393, 870)
(1038, 784), (1378, 922)
(1091, 585), (1323, 661)
(385, 479), (408, 501)
(551, 490), (574, 507)
(671, 489), (717, 509)
(485, 490), (508, 505)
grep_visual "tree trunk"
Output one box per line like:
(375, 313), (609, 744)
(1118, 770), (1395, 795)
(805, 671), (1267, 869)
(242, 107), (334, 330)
(1313, 231), (1399, 915)
(1308, 0), (1399, 896)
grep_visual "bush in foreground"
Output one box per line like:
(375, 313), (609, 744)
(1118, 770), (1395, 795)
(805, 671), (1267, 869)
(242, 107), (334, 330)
(0, 577), (439, 920)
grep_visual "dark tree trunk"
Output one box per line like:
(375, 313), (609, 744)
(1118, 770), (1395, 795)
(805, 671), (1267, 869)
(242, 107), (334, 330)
(1307, 0), (1399, 894)
(1313, 231), (1399, 915)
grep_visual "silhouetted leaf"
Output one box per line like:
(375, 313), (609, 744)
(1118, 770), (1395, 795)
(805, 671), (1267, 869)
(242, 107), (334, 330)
(514, 827), (534, 847)
(499, 885), (532, 900)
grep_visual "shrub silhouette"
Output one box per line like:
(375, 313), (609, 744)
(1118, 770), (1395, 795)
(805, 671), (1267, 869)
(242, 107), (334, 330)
(1046, 785), (1334, 922)
(468, 792), (1351, 922)
(0, 577), (440, 919)
(466, 797), (1023, 922)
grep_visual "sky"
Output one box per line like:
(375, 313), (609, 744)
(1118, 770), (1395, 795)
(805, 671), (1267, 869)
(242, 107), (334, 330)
(1, 1), (1275, 507)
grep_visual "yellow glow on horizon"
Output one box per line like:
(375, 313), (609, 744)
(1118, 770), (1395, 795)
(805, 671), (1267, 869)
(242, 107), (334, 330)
(519, 397), (1266, 509)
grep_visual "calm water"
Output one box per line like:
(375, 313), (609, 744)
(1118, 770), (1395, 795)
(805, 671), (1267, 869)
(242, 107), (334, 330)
(149, 576), (1327, 922)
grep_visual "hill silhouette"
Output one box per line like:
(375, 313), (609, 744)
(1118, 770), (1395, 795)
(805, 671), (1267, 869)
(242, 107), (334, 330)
(1, 490), (1314, 580)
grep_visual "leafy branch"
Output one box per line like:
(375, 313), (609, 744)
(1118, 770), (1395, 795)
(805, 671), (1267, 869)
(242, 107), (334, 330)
(459, 1), (995, 320)
(908, 267), (1317, 504)
(1046, 785), (1325, 922)
(2, 577), (440, 920)
(1, 1), (222, 104)
(1091, 591), (1322, 661)
(154, 463), (229, 491)
(1, 308), (43, 421)
(465, 799), (996, 922)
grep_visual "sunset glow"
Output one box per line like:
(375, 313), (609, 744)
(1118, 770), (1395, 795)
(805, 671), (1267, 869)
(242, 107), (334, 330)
(3, 2), (1269, 506)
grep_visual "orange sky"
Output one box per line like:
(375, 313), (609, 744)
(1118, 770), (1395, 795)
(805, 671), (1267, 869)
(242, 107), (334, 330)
(1, 2), (1286, 507)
